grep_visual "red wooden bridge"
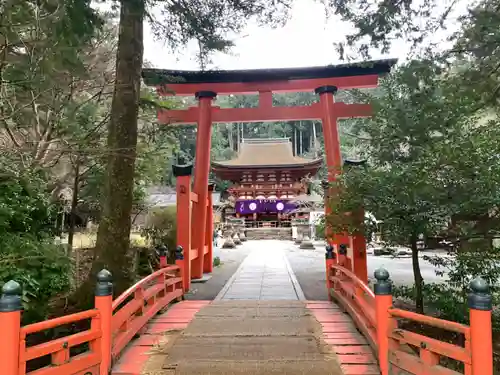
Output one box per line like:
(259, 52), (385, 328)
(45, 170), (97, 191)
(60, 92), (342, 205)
(0, 245), (493, 375)
(0, 61), (493, 375)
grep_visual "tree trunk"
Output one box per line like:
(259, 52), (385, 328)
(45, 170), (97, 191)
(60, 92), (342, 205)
(67, 159), (80, 256)
(410, 233), (424, 313)
(92, 0), (144, 295)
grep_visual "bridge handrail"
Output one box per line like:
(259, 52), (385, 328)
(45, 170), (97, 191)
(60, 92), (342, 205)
(388, 307), (470, 334)
(0, 255), (184, 375)
(326, 259), (493, 375)
(111, 265), (182, 359)
(112, 265), (180, 309)
(328, 263), (377, 349)
(17, 309), (102, 375)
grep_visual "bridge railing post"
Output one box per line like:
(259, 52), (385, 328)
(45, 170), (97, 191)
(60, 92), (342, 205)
(338, 244), (351, 270)
(175, 245), (186, 292)
(173, 164), (192, 292)
(468, 277), (493, 375)
(157, 245), (168, 268)
(374, 268), (392, 375)
(95, 269), (113, 375)
(0, 280), (22, 375)
(325, 245), (336, 300)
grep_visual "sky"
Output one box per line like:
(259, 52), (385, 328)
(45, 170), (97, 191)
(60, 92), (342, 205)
(142, 0), (469, 71)
(143, 0), (398, 70)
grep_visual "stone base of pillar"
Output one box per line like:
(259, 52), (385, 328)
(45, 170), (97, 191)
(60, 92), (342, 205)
(299, 236), (315, 249)
(233, 233), (242, 245)
(222, 237), (235, 248)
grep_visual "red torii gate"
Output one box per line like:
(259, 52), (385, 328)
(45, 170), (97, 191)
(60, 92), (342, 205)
(143, 59), (396, 287)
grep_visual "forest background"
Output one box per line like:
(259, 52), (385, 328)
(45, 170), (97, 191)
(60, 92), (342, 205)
(1, 1), (499, 360)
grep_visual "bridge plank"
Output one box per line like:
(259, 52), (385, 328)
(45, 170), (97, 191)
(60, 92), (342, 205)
(309, 302), (380, 375)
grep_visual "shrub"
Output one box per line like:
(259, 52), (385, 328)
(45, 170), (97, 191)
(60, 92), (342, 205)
(141, 206), (177, 263)
(393, 248), (500, 330)
(0, 233), (71, 324)
(0, 163), (70, 323)
(213, 256), (221, 267)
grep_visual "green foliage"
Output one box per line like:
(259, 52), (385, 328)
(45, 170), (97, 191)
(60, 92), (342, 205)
(332, 0), (500, 109)
(0, 160), (70, 323)
(141, 207), (177, 262)
(213, 256), (221, 267)
(394, 248), (500, 330)
(328, 59), (500, 316)
(315, 216), (326, 240)
(329, 59), (500, 246)
(0, 165), (56, 236)
(0, 234), (70, 324)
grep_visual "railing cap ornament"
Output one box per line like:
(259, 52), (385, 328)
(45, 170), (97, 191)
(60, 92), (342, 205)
(95, 269), (113, 297)
(0, 280), (22, 312)
(175, 245), (184, 260)
(172, 164), (193, 177)
(468, 276), (492, 311)
(156, 244), (168, 257)
(338, 244), (348, 255)
(195, 91), (217, 99)
(374, 267), (392, 296)
(315, 85), (338, 95)
(325, 244), (336, 259)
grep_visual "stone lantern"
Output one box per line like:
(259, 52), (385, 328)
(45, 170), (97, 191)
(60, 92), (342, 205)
(222, 223), (236, 248)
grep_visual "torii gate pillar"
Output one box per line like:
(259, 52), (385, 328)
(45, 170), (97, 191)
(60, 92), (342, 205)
(191, 91), (216, 279)
(316, 85), (351, 253)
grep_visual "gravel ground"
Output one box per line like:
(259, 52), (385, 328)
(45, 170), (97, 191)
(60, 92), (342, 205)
(285, 241), (447, 301)
(184, 240), (446, 301)
(285, 242), (329, 301)
(184, 242), (252, 300)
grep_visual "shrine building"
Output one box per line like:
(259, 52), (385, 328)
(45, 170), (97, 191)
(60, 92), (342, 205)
(212, 138), (322, 227)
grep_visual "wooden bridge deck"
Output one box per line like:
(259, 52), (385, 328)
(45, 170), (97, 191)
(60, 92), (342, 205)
(112, 300), (379, 375)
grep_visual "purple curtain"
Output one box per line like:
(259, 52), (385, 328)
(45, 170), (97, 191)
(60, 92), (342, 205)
(235, 199), (297, 215)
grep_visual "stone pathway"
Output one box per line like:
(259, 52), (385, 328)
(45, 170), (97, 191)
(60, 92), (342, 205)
(215, 242), (305, 300)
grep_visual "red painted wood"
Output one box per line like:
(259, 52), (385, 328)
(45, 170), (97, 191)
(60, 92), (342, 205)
(332, 345), (373, 354)
(112, 346), (150, 375)
(190, 95), (214, 279)
(325, 337), (366, 345)
(338, 354), (377, 364)
(323, 324), (360, 333)
(325, 332), (365, 339)
(314, 313), (352, 322)
(145, 322), (189, 334)
(309, 303), (380, 375)
(151, 316), (194, 323)
(111, 301), (205, 375)
(341, 364), (381, 375)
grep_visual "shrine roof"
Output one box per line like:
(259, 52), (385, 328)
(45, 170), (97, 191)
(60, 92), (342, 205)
(212, 138), (322, 170)
(142, 58), (397, 86)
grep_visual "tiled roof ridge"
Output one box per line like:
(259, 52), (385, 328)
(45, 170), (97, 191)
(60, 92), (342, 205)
(213, 139), (322, 167)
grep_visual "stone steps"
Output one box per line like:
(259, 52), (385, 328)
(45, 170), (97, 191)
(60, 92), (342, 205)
(244, 228), (292, 240)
